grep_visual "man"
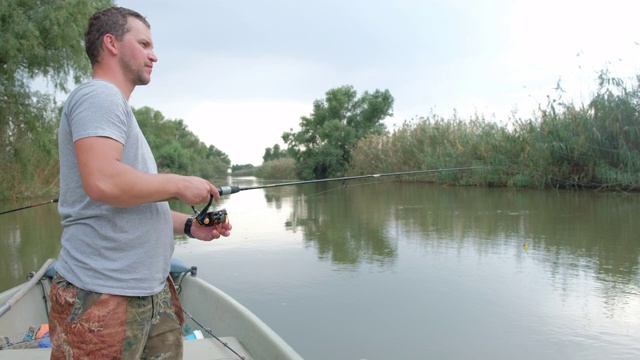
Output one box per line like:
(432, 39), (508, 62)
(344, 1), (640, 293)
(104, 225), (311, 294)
(49, 7), (232, 359)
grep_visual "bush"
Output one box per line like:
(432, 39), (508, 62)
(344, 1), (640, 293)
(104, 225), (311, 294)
(255, 158), (297, 180)
(347, 70), (640, 191)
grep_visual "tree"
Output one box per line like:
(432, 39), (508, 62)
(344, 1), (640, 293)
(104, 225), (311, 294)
(282, 85), (394, 179)
(0, 0), (114, 197)
(0, 0), (113, 92)
(134, 107), (231, 178)
(262, 143), (292, 163)
(231, 164), (255, 172)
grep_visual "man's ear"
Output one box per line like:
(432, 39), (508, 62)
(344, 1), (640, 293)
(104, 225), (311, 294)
(102, 33), (119, 56)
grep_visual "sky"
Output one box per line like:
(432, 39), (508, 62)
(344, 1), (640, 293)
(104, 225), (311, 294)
(115, 0), (640, 166)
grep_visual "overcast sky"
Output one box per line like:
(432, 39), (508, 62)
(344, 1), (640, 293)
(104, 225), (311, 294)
(116, 0), (640, 165)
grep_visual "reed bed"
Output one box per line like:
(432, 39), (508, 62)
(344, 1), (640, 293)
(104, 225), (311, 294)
(254, 158), (297, 180)
(348, 72), (640, 191)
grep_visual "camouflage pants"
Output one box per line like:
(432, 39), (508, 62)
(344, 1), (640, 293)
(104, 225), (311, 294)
(48, 273), (185, 359)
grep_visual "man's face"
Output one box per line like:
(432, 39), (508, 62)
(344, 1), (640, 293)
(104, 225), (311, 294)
(118, 17), (157, 86)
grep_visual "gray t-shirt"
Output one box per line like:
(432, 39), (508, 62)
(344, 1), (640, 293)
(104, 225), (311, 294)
(56, 79), (173, 296)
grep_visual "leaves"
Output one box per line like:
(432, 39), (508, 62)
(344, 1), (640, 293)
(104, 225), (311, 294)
(0, 0), (114, 198)
(283, 85), (394, 180)
(0, 0), (113, 91)
(133, 107), (230, 179)
(263, 143), (291, 163)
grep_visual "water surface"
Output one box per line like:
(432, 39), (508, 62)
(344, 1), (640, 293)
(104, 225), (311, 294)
(1, 179), (639, 359)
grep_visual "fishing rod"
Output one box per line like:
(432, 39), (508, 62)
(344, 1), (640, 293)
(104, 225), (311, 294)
(0, 198), (58, 216)
(188, 166), (485, 225)
(0, 167), (484, 219)
(215, 166), (485, 196)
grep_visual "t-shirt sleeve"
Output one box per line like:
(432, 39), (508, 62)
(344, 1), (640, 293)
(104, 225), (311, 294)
(66, 82), (129, 145)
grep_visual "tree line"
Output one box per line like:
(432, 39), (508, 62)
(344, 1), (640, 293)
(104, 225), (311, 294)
(260, 71), (640, 192)
(0, 0), (229, 199)
(1, 0), (114, 198)
(345, 71), (640, 191)
(4, 0), (640, 199)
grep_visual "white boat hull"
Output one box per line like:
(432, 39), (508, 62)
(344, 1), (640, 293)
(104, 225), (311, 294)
(0, 261), (303, 360)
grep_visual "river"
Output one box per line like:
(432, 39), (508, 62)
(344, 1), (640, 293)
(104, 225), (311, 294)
(1, 177), (639, 359)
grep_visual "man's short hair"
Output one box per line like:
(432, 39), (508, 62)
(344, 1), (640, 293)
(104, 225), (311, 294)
(85, 7), (150, 66)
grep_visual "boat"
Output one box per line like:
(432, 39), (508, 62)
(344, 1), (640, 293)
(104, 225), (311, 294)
(0, 259), (303, 360)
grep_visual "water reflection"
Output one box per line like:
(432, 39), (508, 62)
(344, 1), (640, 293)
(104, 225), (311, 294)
(2, 182), (639, 298)
(2, 179), (640, 358)
(265, 182), (398, 268)
(0, 200), (62, 288)
(262, 181), (640, 317)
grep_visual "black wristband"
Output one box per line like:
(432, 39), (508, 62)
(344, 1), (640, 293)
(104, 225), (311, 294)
(184, 216), (195, 238)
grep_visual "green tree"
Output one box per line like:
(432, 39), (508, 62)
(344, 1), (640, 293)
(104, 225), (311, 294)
(282, 85), (394, 179)
(262, 143), (291, 163)
(0, 0), (114, 198)
(231, 164), (255, 172)
(134, 107), (230, 178)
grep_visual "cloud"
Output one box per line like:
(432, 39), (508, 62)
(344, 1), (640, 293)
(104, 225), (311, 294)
(183, 100), (312, 166)
(119, 0), (640, 168)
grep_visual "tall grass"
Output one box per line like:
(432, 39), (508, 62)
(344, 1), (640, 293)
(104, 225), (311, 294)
(348, 71), (640, 191)
(254, 158), (297, 180)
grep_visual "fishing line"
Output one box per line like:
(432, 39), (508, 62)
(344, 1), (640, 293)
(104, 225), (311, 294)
(299, 176), (402, 198)
(173, 270), (245, 359)
(182, 308), (246, 360)
(293, 181), (349, 198)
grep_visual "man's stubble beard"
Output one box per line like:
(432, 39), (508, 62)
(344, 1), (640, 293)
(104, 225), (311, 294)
(119, 55), (151, 87)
